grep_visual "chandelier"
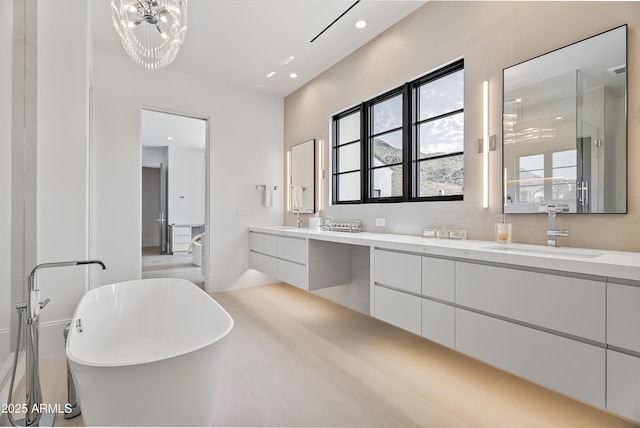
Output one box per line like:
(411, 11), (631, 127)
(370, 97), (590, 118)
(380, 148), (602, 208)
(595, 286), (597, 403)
(111, 0), (188, 70)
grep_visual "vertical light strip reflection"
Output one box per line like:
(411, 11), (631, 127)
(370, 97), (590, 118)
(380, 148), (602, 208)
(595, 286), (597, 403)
(504, 167), (508, 208)
(317, 139), (323, 212)
(483, 80), (489, 209)
(286, 150), (291, 212)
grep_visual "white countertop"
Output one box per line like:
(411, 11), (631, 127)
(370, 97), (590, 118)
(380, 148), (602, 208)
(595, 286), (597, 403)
(249, 226), (640, 282)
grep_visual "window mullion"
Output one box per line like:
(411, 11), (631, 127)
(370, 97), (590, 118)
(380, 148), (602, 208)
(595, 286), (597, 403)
(360, 102), (368, 203)
(402, 83), (412, 201)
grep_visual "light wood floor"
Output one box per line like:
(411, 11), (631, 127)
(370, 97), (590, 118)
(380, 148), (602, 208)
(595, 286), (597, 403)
(2, 283), (638, 427)
(141, 246), (204, 289)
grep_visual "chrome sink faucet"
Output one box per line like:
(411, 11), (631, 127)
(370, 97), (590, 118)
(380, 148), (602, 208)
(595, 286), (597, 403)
(291, 208), (302, 228)
(541, 203), (569, 246)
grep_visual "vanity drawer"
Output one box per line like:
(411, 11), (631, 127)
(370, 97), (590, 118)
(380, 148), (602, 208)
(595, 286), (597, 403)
(421, 257), (455, 302)
(256, 253), (278, 278)
(174, 235), (191, 244)
(374, 249), (421, 294)
(421, 298), (454, 348)
(374, 285), (421, 335)
(173, 226), (191, 237)
(607, 350), (640, 422)
(255, 233), (278, 257)
(607, 282), (640, 352)
(285, 237), (307, 265)
(456, 262), (605, 342)
(286, 261), (308, 290)
(456, 308), (605, 408)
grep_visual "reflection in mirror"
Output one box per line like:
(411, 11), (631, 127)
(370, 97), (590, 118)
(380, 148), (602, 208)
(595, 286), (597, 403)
(503, 25), (627, 214)
(289, 139), (316, 213)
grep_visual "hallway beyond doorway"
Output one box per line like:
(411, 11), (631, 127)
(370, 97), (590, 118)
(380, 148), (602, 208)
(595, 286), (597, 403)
(142, 246), (204, 289)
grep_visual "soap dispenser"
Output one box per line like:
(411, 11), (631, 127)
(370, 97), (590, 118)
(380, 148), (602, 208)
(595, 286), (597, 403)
(495, 214), (512, 244)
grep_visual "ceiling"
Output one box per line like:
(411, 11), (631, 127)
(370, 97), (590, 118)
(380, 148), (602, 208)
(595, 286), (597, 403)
(141, 109), (207, 149)
(90, 0), (426, 98)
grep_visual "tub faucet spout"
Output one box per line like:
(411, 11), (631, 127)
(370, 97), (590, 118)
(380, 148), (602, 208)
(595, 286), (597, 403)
(7, 259), (106, 427)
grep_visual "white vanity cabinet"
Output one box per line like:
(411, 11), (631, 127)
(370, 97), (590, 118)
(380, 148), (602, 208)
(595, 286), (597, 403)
(373, 249), (422, 334)
(373, 249), (456, 347)
(455, 262), (606, 408)
(606, 282), (640, 420)
(249, 231), (308, 290)
(421, 257), (455, 348)
(169, 225), (192, 254)
(247, 225), (640, 422)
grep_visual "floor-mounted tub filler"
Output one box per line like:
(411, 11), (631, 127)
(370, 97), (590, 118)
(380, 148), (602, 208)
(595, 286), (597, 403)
(65, 278), (234, 427)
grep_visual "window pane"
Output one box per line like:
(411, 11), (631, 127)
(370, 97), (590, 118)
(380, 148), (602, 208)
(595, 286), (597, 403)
(372, 94), (402, 134)
(338, 111), (360, 144)
(337, 172), (360, 201)
(372, 166), (402, 198)
(337, 143), (360, 173)
(419, 70), (464, 121)
(418, 113), (463, 159)
(519, 154), (544, 171)
(372, 131), (402, 165)
(417, 155), (463, 197)
(553, 150), (576, 168)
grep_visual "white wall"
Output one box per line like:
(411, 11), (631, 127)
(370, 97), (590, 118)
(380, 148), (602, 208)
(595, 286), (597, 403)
(36, 0), (91, 356)
(92, 52), (284, 292)
(168, 146), (205, 225)
(0, 0), (13, 363)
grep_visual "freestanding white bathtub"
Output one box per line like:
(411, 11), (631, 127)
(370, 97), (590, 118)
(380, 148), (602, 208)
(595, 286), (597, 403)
(66, 278), (234, 427)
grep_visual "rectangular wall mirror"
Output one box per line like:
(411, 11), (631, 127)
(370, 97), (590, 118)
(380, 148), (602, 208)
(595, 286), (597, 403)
(289, 139), (316, 213)
(502, 25), (627, 214)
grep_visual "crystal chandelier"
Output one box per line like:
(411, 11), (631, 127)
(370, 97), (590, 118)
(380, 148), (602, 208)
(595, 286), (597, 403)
(111, 0), (188, 70)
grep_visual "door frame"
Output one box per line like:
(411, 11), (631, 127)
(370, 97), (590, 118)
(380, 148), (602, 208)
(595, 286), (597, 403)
(139, 106), (211, 287)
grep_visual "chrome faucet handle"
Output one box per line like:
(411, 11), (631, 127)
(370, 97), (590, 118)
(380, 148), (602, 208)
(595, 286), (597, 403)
(540, 202), (570, 213)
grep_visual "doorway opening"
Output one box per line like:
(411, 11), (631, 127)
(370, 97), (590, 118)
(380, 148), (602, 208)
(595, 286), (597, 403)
(140, 108), (208, 289)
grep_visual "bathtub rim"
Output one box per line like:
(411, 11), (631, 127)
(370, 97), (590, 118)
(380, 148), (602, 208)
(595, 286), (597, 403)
(65, 278), (234, 368)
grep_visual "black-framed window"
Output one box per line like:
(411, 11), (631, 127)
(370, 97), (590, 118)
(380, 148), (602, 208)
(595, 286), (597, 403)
(332, 107), (362, 203)
(368, 89), (404, 200)
(332, 59), (464, 205)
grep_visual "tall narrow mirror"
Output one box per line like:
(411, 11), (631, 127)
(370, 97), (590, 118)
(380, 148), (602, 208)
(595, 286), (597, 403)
(289, 139), (316, 213)
(503, 25), (627, 214)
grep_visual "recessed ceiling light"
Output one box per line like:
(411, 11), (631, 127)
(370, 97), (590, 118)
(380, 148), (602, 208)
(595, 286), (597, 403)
(289, 72), (298, 79)
(355, 20), (367, 29)
(279, 56), (295, 66)
(167, 137), (173, 140)
(266, 71), (276, 78)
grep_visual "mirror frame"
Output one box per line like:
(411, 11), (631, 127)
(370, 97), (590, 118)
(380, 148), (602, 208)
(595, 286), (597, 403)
(289, 139), (316, 213)
(502, 25), (628, 214)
